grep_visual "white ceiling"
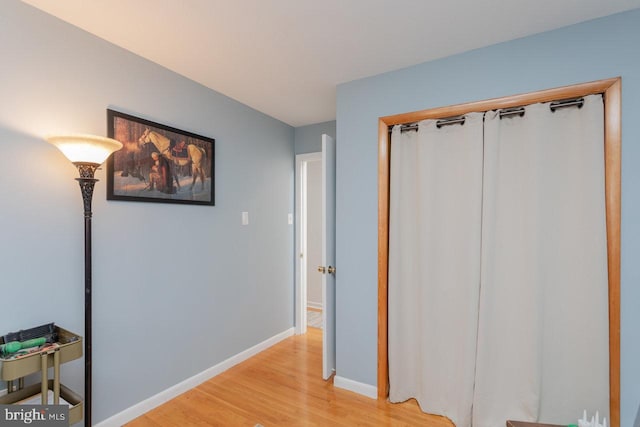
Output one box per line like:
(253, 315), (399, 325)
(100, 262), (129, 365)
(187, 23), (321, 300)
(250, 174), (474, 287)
(21, 0), (640, 127)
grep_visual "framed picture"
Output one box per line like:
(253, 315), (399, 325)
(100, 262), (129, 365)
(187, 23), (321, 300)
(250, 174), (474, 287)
(106, 109), (215, 206)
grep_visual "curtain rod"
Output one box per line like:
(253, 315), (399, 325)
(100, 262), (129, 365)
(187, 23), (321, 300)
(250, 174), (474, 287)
(437, 116), (465, 128)
(395, 116), (466, 133)
(391, 97), (585, 132)
(550, 97), (584, 112)
(499, 107), (525, 119)
(499, 97), (584, 119)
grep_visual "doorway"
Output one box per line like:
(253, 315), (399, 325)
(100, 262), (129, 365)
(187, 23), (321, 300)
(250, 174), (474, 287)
(295, 133), (337, 380)
(295, 151), (322, 336)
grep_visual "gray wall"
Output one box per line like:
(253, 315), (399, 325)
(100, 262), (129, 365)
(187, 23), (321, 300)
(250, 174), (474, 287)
(336, 9), (640, 426)
(294, 121), (336, 154)
(0, 1), (294, 423)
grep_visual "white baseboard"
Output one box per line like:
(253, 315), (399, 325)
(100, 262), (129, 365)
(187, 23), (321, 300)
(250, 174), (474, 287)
(307, 301), (323, 310)
(333, 375), (377, 399)
(95, 327), (294, 427)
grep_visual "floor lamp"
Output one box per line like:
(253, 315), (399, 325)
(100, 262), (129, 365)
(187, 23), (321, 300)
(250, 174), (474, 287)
(47, 135), (122, 427)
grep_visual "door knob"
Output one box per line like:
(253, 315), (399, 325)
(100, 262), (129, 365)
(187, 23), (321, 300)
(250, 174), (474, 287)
(318, 266), (326, 273)
(327, 266), (336, 274)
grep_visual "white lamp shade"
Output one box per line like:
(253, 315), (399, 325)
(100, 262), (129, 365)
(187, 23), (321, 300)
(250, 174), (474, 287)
(47, 134), (123, 165)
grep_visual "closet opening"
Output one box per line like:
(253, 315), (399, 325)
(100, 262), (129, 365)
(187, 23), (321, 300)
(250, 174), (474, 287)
(377, 77), (621, 427)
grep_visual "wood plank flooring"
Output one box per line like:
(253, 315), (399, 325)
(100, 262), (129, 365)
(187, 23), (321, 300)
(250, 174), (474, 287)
(126, 328), (453, 426)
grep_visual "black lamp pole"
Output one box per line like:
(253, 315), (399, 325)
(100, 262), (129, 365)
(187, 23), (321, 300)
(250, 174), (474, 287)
(48, 133), (121, 427)
(75, 162), (99, 427)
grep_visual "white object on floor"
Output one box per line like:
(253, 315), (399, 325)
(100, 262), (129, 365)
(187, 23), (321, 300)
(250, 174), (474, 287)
(307, 310), (322, 329)
(16, 390), (71, 406)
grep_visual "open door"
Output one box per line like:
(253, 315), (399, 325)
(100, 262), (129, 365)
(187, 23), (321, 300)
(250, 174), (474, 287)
(320, 134), (336, 380)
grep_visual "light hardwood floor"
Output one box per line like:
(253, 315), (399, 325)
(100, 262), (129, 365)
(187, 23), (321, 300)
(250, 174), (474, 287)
(126, 328), (453, 426)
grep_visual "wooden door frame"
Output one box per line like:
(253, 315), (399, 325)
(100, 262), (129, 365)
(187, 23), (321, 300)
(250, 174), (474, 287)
(377, 77), (621, 427)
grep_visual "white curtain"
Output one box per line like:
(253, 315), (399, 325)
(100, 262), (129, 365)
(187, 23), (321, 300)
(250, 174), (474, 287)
(388, 95), (609, 427)
(388, 113), (484, 427)
(473, 95), (609, 426)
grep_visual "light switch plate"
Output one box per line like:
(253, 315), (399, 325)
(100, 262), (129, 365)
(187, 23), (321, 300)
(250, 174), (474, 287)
(242, 211), (249, 225)
(288, 213), (293, 225)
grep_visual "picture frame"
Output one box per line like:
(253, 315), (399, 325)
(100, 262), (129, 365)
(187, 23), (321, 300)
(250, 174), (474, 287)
(106, 109), (215, 206)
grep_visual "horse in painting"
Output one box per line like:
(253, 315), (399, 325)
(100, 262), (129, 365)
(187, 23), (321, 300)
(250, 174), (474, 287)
(138, 128), (207, 191)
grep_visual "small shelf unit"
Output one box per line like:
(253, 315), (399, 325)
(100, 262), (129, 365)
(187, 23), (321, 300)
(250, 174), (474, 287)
(0, 326), (83, 425)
